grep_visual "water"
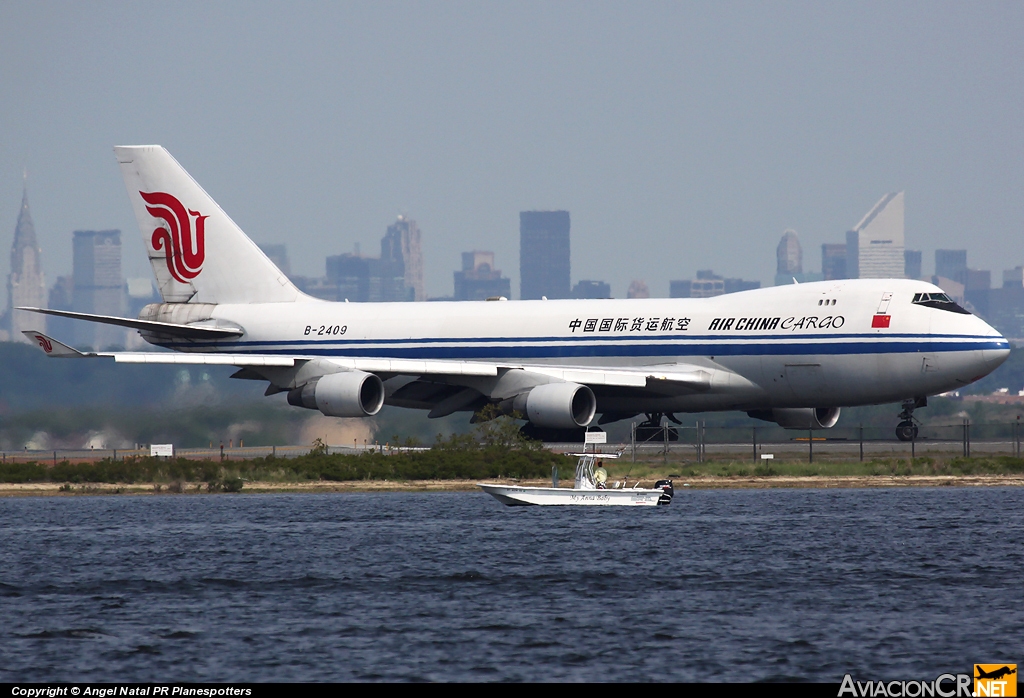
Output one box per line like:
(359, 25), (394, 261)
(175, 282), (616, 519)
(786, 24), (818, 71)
(0, 488), (1020, 682)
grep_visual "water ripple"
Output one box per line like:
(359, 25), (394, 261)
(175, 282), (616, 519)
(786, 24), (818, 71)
(0, 488), (1021, 681)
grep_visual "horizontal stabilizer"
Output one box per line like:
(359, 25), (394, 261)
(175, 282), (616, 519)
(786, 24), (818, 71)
(23, 334), (295, 368)
(16, 307), (243, 339)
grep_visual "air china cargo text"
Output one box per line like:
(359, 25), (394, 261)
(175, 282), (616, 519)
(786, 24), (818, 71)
(709, 316), (845, 332)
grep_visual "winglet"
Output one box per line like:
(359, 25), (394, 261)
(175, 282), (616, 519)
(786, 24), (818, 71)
(21, 331), (92, 358)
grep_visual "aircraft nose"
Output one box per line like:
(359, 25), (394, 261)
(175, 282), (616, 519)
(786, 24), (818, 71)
(982, 345), (1011, 373)
(978, 319), (1011, 375)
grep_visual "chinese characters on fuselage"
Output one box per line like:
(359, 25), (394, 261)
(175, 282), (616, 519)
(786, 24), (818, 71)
(566, 315), (847, 334)
(568, 317), (691, 333)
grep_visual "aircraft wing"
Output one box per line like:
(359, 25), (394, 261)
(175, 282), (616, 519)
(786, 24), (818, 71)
(321, 356), (712, 389)
(22, 330), (715, 391)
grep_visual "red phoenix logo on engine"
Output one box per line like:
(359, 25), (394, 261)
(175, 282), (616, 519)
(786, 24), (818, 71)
(140, 191), (208, 283)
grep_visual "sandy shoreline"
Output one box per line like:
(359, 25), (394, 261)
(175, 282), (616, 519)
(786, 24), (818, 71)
(0, 474), (1022, 496)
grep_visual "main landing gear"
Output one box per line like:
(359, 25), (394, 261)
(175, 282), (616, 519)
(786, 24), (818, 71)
(895, 397), (926, 442)
(635, 412), (681, 442)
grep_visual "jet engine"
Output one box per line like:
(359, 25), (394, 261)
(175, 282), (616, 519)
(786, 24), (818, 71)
(287, 371), (385, 418)
(748, 407), (841, 430)
(511, 382), (596, 429)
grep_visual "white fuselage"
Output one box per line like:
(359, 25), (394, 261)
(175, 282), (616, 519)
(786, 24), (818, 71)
(150, 278), (1009, 414)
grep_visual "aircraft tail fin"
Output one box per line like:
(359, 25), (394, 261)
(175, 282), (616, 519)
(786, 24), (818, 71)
(114, 145), (301, 305)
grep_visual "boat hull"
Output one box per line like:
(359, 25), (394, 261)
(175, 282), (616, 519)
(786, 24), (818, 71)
(478, 483), (663, 506)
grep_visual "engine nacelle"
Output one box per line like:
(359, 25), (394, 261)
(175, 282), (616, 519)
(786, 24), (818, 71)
(287, 371), (385, 418)
(512, 382), (596, 429)
(748, 407), (841, 430)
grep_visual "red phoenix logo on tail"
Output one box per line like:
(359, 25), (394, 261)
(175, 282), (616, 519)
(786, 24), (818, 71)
(34, 334), (53, 354)
(140, 191), (207, 283)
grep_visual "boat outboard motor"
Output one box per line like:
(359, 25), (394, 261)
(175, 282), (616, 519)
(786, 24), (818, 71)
(654, 479), (674, 506)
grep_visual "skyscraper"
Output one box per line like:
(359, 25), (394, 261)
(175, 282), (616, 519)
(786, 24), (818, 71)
(821, 244), (847, 280)
(315, 218), (425, 303)
(904, 250), (922, 280)
(627, 279), (650, 299)
(845, 192), (905, 279)
(73, 230), (123, 349)
(259, 243), (291, 277)
(46, 275), (74, 341)
(520, 211), (570, 300)
(774, 229), (804, 286)
(4, 185), (47, 342)
(935, 249), (968, 284)
(383, 216), (425, 301)
(669, 270), (760, 298)
(777, 230), (802, 274)
(572, 280), (611, 299)
(454, 251), (511, 300)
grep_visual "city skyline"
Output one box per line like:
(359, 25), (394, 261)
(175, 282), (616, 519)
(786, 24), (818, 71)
(11, 192), (1024, 344)
(9, 193), (1024, 302)
(7, 176), (1024, 307)
(2, 4), (1022, 303)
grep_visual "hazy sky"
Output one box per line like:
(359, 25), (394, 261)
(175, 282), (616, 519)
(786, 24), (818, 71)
(2, 1), (1022, 302)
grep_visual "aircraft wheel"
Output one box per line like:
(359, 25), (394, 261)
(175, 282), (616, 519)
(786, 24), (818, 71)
(635, 424), (661, 442)
(520, 424), (586, 443)
(895, 421), (918, 442)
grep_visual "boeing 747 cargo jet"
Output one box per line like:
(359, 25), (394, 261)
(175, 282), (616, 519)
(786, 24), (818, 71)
(20, 146), (1011, 441)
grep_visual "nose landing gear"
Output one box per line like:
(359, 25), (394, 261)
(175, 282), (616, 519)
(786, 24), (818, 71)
(895, 397), (926, 442)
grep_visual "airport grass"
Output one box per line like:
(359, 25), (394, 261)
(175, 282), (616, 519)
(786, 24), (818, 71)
(609, 455), (1024, 480)
(0, 447), (573, 487)
(2, 452), (1024, 492)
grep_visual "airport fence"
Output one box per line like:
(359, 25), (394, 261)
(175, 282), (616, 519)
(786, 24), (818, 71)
(2, 419), (1024, 466)
(620, 419), (1024, 463)
(0, 443), (412, 466)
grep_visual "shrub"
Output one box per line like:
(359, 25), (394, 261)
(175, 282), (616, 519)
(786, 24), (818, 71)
(0, 461), (47, 483)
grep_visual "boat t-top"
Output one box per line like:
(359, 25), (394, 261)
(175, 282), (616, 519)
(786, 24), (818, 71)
(478, 452), (674, 507)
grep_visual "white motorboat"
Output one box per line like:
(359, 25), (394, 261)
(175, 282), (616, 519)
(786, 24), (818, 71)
(478, 452), (673, 507)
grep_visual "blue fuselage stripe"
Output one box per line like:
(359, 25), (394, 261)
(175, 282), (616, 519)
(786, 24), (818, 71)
(157, 336), (1008, 359)
(159, 331), (997, 348)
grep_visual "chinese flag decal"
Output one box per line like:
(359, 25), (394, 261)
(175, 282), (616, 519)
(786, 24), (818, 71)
(872, 315), (891, 328)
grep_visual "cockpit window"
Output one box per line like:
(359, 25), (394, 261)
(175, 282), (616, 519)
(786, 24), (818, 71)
(912, 292), (971, 314)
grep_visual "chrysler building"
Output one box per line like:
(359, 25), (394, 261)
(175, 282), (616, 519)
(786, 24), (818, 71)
(4, 183), (47, 342)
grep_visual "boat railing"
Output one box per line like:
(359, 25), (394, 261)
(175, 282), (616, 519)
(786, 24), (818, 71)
(570, 451), (623, 490)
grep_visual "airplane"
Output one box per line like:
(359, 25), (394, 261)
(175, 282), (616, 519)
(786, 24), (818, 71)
(19, 145), (1011, 442)
(975, 666), (1016, 681)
